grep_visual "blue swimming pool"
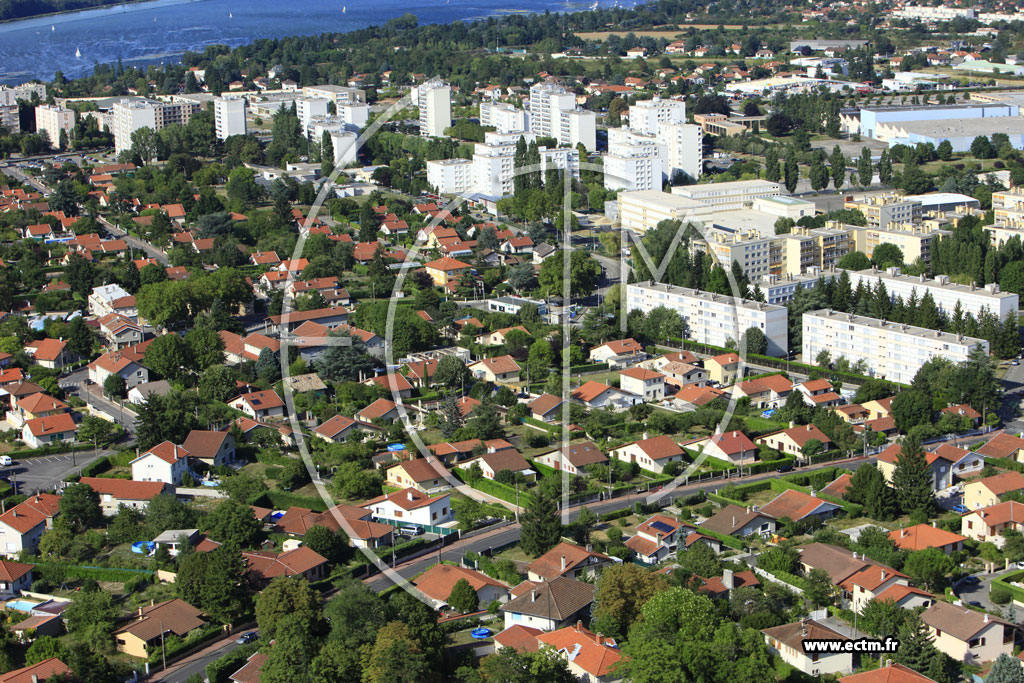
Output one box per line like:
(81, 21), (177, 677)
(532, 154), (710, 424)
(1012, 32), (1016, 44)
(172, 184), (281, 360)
(6, 599), (39, 612)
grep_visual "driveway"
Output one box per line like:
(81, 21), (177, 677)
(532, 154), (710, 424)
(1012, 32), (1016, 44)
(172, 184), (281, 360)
(954, 566), (1021, 615)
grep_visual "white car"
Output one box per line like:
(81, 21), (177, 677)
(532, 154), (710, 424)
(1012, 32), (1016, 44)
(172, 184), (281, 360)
(0, 456), (13, 466)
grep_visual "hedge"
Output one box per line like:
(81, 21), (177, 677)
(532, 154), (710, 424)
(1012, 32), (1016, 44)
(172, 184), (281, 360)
(991, 570), (1024, 604)
(747, 455), (796, 475)
(28, 561), (152, 582)
(568, 362), (609, 374)
(148, 623), (222, 664)
(522, 417), (562, 436)
(692, 525), (745, 550)
(452, 469), (535, 508)
(600, 508), (632, 523)
(208, 642), (260, 683)
(531, 461), (559, 479)
(255, 491), (326, 512)
(718, 480), (772, 502)
(761, 567), (810, 591)
(77, 456), (110, 478)
(706, 491), (745, 508)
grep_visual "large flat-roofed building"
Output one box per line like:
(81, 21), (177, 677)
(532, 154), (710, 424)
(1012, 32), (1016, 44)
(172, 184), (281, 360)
(34, 105), (75, 149)
(844, 193), (921, 229)
(628, 97), (686, 135)
(755, 270), (834, 305)
(0, 83), (46, 107)
(213, 95), (246, 140)
(670, 179), (781, 210)
(846, 267), (1018, 321)
(604, 128), (665, 192)
(777, 226), (855, 275)
(617, 189), (708, 233)
(840, 220), (950, 263)
(528, 83), (596, 151)
(991, 187), (1024, 229)
(859, 103), (1017, 140)
(802, 309), (988, 385)
(627, 281), (789, 356)
(302, 85), (366, 106)
(0, 106), (19, 134)
(877, 116), (1024, 152)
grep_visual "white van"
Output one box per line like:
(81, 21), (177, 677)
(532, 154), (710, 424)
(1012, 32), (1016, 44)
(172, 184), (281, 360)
(0, 456), (12, 466)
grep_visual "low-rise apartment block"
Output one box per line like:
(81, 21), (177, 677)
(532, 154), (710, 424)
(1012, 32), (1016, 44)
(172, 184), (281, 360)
(802, 309), (989, 385)
(627, 281), (789, 356)
(846, 266), (1018, 321)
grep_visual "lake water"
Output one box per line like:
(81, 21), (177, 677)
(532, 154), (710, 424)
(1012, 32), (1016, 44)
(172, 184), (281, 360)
(0, 0), (600, 84)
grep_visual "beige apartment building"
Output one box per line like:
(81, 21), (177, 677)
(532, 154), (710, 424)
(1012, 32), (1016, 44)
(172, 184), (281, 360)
(34, 105), (75, 149)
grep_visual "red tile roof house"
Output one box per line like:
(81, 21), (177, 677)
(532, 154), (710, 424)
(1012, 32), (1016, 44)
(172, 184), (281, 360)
(498, 577), (595, 632)
(413, 563), (510, 611)
(535, 622), (623, 681)
(21, 413), (77, 449)
(888, 523), (966, 555)
(130, 441), (190, 485)
(797, 542), (908, 612)
(686, 430), (758, 466)
(570, 381), (632, 410)
(364, 372), (414, 398)
(23, 338), (73, 370)
(362, 488), (453, 527)
(468, 356), (521, 384)
(588, 338), (645, 368)
(756, 423), (834, 462)
(229, 389), (285, 420)
(626, 513), (692, 564)
(528, 393), (565, 422)
(533, 441), (608, 475)
(356, 398), (401, 423)
(0, 659), (70, 683)
(976, 432), (1024, 463)
(79, 477), (170, 516)
(242, 546), (328, 586)
(0, 495), (59, 557)
(87, 349), (150, 390)
(526, 541), (615, 582)
(839, 661), (938, 683)
(274, 505), (394, 549)
(313, 414), (383, 444)
(609, 435), (685, 475)
(167, 431), (228, 470)
(758, 489), (843, 524)
(0, 560), (32, 598)
(698, 569), (761, 599)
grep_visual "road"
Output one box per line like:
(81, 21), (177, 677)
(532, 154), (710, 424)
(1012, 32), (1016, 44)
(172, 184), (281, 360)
(363, 453), (876, 592)
(97, 216), (170, 266)
(152, 631), (255, 683)
(7, 448), (108, 495)
(59, 368), (139, 434)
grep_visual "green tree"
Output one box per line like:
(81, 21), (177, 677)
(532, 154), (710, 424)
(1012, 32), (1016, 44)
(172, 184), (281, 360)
(859, 598), (908, 638)
(321, 130), (335, 178)
(676, 541), (721, 578)
(25, 635), (67, 665)
(538, 250), (602, 297)
(475, 648), (578, 683)
(892, 436), (936, 516)
(936, 140), (953, 161)
(144, 333), (193, 380)
(434, 354), (471, 389)
(805, 567), (835, 607)
(858, 146), (873, 186)
(519, 489), (561, 557)
(255, 576), (323, 641)
(830, 146), (846, 190)
(987, 653), (1024, 683)
(891, 389), (933, 432)
(304, 524), (349, 564)
(740, 327), (767, 355)
(758, 545), (799, 574)
(878, 149), (893, 185)
(259, 612), (320, 683)
(176, 546), (251, 624)
(446, 577), (479, 614)
(313, 334), (373, 382)
(103, 373), (126, 399)
(67, 316), (94, 357)
(77, 415), (113, 447)
(783, 155), (799, 193)
(59, 483), (102, 531)
(591, 563), (670, 640)
(844, 463), (897, 520)
(198, 364), (237, 402)
(871, 242), (904, 268)
(360, 621), (428, 683)
(185, 326), (225, 370)
(205, 499), (262, 548)
(62, 587), (117, 642)
(903, 547), (954, 590)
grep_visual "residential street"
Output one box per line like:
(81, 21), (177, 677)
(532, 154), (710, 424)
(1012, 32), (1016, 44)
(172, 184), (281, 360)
(59, 368), (139, 434)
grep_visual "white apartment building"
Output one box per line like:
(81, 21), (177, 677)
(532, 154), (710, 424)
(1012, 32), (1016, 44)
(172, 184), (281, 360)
(112, 99), (158, 154)
(604, 127), (666, 191)
(628, 97), (686, 135)
(418, 81), (452, 138)
(846, 267), (1019, 321)
(213, 95), (246, 141)
(469, 132), (579, 197)
(528, 83), (596, 150)
(479, 101), (528, 134)
(34, 105), (75, 148)
(427, 158), (474, 194)
(756, 270), (834, 305)
(328, 131), (358, 166)
(671, 179), (781, 209)
(336, 102), (370, 129)
(296, 97), (330, 130)
(111, 98), (200, 154)
(0, 107), (18, 135)
(661, 121), (703, 181)
(0, 83), (46, 107)
(627, 281), (789, 355)
(302, 85), (366, 106)
(802, 309), (989, 385)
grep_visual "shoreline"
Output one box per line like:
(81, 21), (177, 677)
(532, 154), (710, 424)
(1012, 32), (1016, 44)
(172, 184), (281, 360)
(0, 0), (204, 34)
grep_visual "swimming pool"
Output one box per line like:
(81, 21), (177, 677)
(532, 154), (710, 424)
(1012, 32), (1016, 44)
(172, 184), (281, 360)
(5, 599), (39, 612)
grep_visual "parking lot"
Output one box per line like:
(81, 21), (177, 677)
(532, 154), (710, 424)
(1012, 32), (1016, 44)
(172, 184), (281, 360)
(6, 450), (107, 495)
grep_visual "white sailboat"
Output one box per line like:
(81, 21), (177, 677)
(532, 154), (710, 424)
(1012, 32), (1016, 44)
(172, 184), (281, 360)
(75, 47), (81, 58)
(342, 5), (346, 12)
(50, 25), (55, 31)
(228, 12), (232, 17)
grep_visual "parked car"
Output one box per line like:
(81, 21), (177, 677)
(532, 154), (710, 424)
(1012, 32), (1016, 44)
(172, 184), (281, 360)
(0, 456), (13, 466)
(961, 576), (981, 586)
(236, 631), (258, 644)
(777, 464), (794, 473)
(951, 504), (969, 514)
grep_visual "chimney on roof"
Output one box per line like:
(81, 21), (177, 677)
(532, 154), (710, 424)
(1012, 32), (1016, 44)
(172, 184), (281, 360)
(561, 555), (567, 571)
(807, 424), (812, 431)
(576, 620), (582, 632)
(932, 521), (937, 528)
(880, 570), (886, 581)
(531, 590), (537, 602)
(595, 631), (603, 645)
(723, 568), (734, 590)
(852, 551), (857, 559)
(732, 516), (736, 527)
(901, 528), (907, 538)
(407, 491), (415, 502)
(30, 676), (37, 683)
(985, 613), (990, 623)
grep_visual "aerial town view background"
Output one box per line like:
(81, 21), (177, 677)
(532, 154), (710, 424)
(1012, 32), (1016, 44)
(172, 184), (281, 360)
(4, 0), (1024, 681)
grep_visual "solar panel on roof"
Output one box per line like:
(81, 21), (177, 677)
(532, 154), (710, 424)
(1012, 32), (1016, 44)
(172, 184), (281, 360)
(650, 520), (674, 533)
